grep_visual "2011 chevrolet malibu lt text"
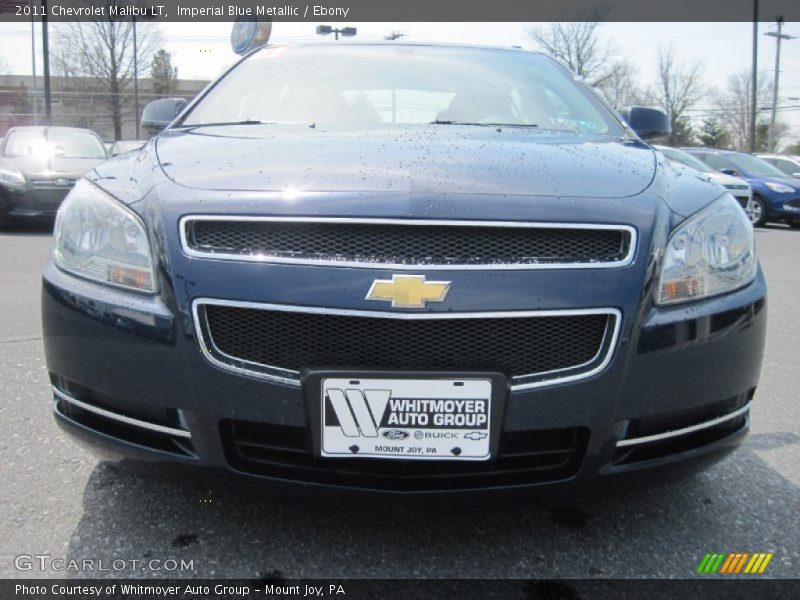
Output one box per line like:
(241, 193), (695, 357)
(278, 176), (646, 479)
(41, 43), (766, 505)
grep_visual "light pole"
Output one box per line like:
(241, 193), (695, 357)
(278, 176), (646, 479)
(765, 17), (795, 152)
(316, 26), (357, 41)
(133, 17), (139, 140)
(749, 0), (759, 153)
(40, 0), (51, 125)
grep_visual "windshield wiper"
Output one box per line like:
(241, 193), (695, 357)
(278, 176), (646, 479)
(180, 119), (270, 128)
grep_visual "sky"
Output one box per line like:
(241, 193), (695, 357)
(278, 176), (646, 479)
(1, 21), (799, 146)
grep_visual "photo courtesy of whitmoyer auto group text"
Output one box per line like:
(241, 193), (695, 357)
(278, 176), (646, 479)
(0, 0), (799, 598)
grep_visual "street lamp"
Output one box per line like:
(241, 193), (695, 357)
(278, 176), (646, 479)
(316, 26), (357, 41)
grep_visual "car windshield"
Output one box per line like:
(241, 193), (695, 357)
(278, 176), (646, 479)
(4, 129), (106, 160)
(181, 45), (622, 135)
(659, 147), (715, 173)
(728, 153), (786, 178)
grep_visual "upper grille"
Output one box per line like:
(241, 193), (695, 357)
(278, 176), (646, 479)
(182, 218), (633, 268)
(196, 303), (617, 388)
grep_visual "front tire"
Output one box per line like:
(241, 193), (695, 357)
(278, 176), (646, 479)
(748, 195), (767, 227)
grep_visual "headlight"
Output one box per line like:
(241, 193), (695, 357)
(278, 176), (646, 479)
(764, 181), (795, 194)
(0, 166), (26, 188)
(53, 179), (156, 293)
(658, 194), (756, 305)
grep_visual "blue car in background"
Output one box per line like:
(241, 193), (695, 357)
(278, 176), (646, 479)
(683, 148), (800, 228)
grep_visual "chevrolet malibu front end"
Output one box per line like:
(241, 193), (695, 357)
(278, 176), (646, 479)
(41, 43), (766, 505)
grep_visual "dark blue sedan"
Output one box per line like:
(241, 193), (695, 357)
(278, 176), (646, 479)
(41, 43), (766, 505)
(683, 147), (800, 228)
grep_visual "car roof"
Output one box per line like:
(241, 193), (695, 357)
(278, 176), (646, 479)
(680, 147), (740, 155)
(756, 153), (800, 159)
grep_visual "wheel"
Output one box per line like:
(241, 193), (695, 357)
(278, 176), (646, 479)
(748, 195), (767, 227)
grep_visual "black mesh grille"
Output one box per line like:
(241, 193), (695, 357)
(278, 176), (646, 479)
(202, 305), (611, 380)
(186, 220), (630, 265)
(220, 420), (588, 490)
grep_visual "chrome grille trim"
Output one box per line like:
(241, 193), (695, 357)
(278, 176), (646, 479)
(53, 387), (192, 439)
(179, 216), (637, 270)
(615, 403), (750, 448)
(191, 298), (622, 391)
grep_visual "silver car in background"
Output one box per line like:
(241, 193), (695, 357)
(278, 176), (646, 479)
(756, 154), (800, 180)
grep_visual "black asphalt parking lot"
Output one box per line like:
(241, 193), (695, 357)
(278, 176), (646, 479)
(0, 222), (798, 580)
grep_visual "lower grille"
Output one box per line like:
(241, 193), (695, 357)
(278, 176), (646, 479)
(221, 420), (587, 490)
(196, 302), (618, 389)
(30, 187), (70, 210)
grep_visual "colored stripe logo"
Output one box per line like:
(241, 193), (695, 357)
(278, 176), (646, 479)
(696, 552), (774, 574)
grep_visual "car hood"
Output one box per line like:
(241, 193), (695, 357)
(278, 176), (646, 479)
(154, 125), (656, 198)
(706, 172), (749, 188)
(748, 175), (800, 189)
(2, 155), (107, 179)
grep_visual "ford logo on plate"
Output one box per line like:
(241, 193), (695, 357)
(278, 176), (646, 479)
(382, 429), (409, 440)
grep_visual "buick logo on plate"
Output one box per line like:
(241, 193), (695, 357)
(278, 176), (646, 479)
(382, 429), (409, 440)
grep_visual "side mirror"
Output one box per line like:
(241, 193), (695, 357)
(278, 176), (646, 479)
(619, 106), (671, 140)
(141, 98), (188, 133)
(719, 168), (738, 177)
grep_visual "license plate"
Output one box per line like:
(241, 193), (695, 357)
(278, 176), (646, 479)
(319, 377), (494, 461)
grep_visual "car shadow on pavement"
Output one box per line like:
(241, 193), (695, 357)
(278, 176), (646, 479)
(64, 431), (799, 579)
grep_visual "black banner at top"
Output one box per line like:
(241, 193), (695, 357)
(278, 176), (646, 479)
(0, 0), (799, 23)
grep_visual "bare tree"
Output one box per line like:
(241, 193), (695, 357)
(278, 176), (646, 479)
(527, 11), (644, 111)
(52, 16), (161, 140)
(651, 46), (704, 145)
(594, 59), (645, 110)
(528, 10), (625, 88)
(713, 69), (775, 151)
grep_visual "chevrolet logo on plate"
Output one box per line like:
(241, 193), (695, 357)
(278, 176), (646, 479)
(366, 275), (451, 309)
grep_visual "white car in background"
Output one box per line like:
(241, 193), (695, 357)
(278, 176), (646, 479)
(654, 145), (755, 224)
(756, 154), (800, 180)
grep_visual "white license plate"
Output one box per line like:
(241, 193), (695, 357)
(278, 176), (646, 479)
(320, 377), (493, 461)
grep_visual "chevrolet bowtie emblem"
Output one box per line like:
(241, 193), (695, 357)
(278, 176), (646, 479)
(366, 275), (451, 309)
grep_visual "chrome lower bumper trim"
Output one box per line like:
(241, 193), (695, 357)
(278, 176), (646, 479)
(616, 402), (751, 448)
(53, 387), (192, 439)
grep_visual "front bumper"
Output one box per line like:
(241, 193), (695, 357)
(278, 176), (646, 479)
(41, 257), (767, 505)
(762, 192), (800, 220)
(0, 183), (71, 219)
